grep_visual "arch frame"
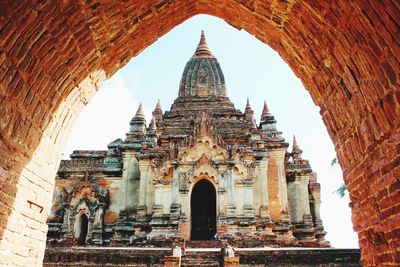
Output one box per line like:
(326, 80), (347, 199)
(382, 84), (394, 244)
(0, 1), (398, 266)
(74, 212), (89, 245)
(189, 177), (218, 241)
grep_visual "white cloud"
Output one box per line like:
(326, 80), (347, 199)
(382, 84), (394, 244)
(62, 75), (151, 159)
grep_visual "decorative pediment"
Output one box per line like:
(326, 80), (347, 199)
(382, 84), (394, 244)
(62, 172), (110, 213)
(179, 138), (227, 163)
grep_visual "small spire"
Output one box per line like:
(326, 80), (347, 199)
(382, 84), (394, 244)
(200, 30), (206, 44)
(153, 99), (162, 114)
(146, 116), (158, 143)
(292, 135), (301, 152)
(135, 102), (145, 117)
(152, 99), (163, 123)
(245, 98), (255, 127)
(149, 116), (157, 131)
(129, 102), (146, 137)
(261, 100), (272, 120)
(194, 30), (213, 58)
(245, 98), (253, 112)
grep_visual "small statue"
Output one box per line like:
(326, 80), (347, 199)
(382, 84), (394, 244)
(223, 244), (235, 257)
(172, 243), (182, 257)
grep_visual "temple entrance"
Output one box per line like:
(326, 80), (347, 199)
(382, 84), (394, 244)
(191, 179), (217, 240)
(76, 214), (89, 245)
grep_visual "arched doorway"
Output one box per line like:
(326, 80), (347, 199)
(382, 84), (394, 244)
(76, 214), (89, 246)
(191, 179), (217, 240)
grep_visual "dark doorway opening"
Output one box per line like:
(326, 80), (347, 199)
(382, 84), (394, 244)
(77, 214), (88, 245)
(191, 179), (217, 240)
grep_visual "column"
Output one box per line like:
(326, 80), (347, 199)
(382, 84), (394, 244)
(178, 189), (189, 239)
(297, 176), (313, 227)
(122, 152), (137, 215)
(292, 176), (310, 218)
(257, 160), (270, 219)
(137, 159), (151, 218)
(243, 182), (255, 218)
(172, 164), (180, 204)
(312, 191), (324, 229)
(277, 160), (290, 222)
(217, 166), (227, 216)
(288, 175), (312, 222)
(310, 183), (327, 242)
(176, 164), (191, 239)
(226, 161), (236, 217)
(152, 185), (164, 217)
(170, 161), (181, 219)
(290, 175), (315, 240)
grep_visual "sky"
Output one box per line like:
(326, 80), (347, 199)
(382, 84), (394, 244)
(63, 15), (359, 248)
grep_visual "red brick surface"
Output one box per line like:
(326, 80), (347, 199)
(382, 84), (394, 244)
(0, 1), (399, 266)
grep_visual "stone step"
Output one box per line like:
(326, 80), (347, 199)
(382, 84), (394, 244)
(186, 240), (223, 248)
(181, 262), (220, 267)
(44, 247), (361, 266)
(181, 260), (221, 267)
(181, 249), (222, 267)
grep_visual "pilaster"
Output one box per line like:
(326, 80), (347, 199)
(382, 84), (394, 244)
(170, 161), (181, 219)
(226, 160), (236, 218)
(137, 159), (151, 219)
(256, 159), (271, 220)
(122, 152), (138, 216)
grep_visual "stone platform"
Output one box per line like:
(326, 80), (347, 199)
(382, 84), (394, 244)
(43, 247), (361, 266)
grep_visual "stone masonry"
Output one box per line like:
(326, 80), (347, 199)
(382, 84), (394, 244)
(46, 32), (329, 249)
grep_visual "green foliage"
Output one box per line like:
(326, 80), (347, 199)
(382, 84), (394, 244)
(331, 157), (347, 198)
(335, 184), (347, 198)
(330, 157), (338, 167)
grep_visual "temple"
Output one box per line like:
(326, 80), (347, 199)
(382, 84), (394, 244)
(46, 31), (328, 248)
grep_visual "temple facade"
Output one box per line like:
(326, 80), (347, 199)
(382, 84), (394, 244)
(46, 32), (328, 248)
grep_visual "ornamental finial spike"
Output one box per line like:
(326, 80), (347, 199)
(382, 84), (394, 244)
(261, 100), (272, 120)
(135, 102), (144, 117)
(194, 30), (213, 58)
(292, 135), (300, 152)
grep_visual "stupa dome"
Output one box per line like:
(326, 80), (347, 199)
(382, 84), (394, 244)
(178, 31), (226, 98)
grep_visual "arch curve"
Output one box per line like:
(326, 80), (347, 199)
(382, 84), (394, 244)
(190, 178), (217, 240)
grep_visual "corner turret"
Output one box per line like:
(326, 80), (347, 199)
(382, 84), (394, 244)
(259, 100), (277, 132)
(152, 100), (163, 124)
(244, 98), (256, 128)
(146, 116), (158, 144)
(259, 100), (286, 146)
(291, 135), (303, 159)
(128, 103), (147, 138)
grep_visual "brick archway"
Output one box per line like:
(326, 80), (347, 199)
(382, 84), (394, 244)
(0, 1), (398, 266)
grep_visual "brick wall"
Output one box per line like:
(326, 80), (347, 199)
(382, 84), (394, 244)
(0, 1), (398, 266)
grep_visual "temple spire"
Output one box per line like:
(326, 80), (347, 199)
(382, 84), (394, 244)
(245, 98), (256, 127)
(149, 116), (157, 131)
(146, 116), (158, 143)
(135, 102), (145, 118)
(155, 99), (161, 111)
(194, 30), (214, 58)
(261, 100), (272, 121)
(292, 135), (303, 158)
(152, 99), (163, 123)
(129, 102), (147, 137)
(292, 135), (299, 150)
